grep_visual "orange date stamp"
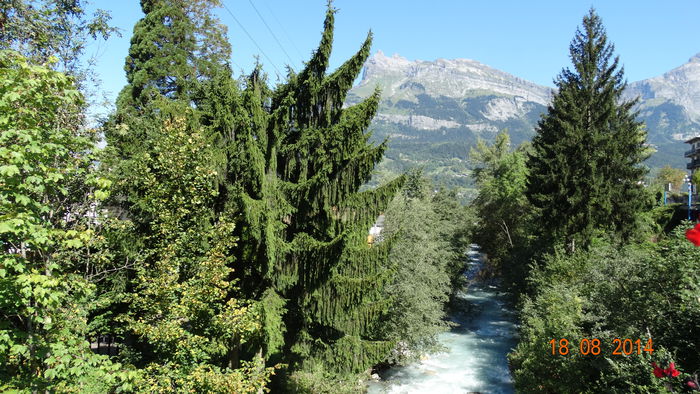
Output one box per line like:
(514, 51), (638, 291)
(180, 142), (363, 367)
(549, 338), (654, 356)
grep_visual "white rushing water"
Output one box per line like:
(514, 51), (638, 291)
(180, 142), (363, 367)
(367, 246), (518, 394)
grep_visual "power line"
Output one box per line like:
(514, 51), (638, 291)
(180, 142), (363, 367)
(231, 59), (244, 75)
(261, 0), (305, 60)
(247, 0), (296, 71)
(220, 0), (284, 78)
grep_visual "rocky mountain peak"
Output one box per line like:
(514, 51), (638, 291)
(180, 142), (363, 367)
(359, 51), (553, 106)
(367, 50), (414, 69)
(625, 53), (700, 130)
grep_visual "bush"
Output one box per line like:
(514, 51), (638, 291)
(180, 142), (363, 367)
(510, 226), (700, 392)
(283, 363), (365, 394)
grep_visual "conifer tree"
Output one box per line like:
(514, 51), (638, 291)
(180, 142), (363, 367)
(227, 6), (404, 377)
(101, 0), (273, 388)
(109, 0), (231, 149)
(525, 9), (648, 252)
(121, 0), (229, 103)
(105, 0), (234, 233)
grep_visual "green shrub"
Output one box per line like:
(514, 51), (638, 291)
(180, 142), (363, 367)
(510, 227), (700, 392)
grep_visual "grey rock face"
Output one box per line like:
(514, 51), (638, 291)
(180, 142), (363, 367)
(374, 113), (462, 130)
(626, 54), (700, 118)
(359, 50), (553, 107)
(625, 53), (700, 142)
(349, 51), (553, 195)
(351, 51), (551, 136)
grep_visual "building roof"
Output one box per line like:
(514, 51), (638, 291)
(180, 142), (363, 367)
(686, 136), (700, 144)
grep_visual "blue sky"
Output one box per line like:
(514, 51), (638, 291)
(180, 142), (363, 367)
(85, 0), (700, 105)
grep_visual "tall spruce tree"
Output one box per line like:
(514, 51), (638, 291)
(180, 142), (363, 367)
(525, 9), (648, 252)
(227, 6), (404, 378)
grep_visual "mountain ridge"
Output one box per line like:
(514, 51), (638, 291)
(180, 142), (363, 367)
(351, 50), (700, 197)
(356, 50), (700, 133)
(359, 50), (554, 105)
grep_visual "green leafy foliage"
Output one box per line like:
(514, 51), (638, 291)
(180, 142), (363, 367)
(0, 50), (133, 392)
(499, 10), (700, 393)
(104, 106), (274, 387)
(509, 227), (700, 393)
(284, 363), (366, 394)
(652, 165), (688, 193)
(456, 10), (700, 394)
(468, 130), (535, 288)
(100, 0), (278, 389)
(692, 171), (700, 187)
(112, 103), (262, 377)
(378, 171), (470, 363)
(138, 358), (277, 394)
(2, 1), (478, 391)
(0, 0), (118, 74)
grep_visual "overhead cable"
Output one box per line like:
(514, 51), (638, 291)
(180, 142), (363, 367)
(221, 0), (284, 77)
(262, 0), (305, 60)
(247, 0), (296, 71)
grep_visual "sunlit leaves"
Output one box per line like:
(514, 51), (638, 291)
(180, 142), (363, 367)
(107, 97), (268, 388)
(510, 228), (700, 392)
(0, 50), (123, 390)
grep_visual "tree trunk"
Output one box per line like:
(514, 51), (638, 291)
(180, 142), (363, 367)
(227, 336), (240, 370)
(256, 347), (264, 394)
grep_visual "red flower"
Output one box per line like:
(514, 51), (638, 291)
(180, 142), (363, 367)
(652, 362), (665, 378)
(685, 378), (699, 390)
(686, 223), (700, 246)
(665, 362), (680, 378)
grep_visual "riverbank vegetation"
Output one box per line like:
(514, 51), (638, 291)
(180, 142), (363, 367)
(0, 1), (471, 392)
(468, 9), (700, 393)
(377, 170), (471, 364)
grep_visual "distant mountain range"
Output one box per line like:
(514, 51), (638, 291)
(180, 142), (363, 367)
(350, 51), (700, 198)
(625, 53), (700, 143)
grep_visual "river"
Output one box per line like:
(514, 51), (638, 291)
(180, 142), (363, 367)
(366, 246), (518, 394)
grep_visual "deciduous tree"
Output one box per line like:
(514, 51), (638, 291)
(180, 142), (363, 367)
(653, 165), (688, 192)
(0, 50), (136, 392)
(470, 130), (532, 281)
